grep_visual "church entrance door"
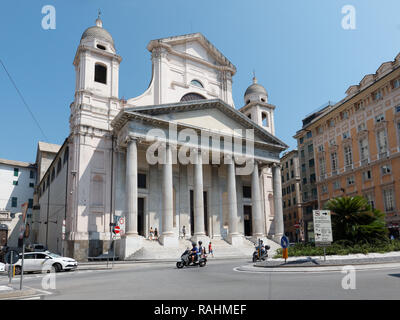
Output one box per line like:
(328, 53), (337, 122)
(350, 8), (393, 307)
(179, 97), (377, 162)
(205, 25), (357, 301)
(244, 205), (252, 236)
(138, 197), (145, 236)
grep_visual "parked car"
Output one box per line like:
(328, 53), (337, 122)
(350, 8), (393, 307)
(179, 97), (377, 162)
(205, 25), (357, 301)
(5, 252), (78, 274)
(0, 262), (5, 273)
(25, 243), (48, 252)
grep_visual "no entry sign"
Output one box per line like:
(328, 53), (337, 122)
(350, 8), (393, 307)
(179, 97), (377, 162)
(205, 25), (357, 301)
(113, 226), (120, 234)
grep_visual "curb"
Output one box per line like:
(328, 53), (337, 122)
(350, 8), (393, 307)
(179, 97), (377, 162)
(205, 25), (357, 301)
(235, 262), (400, 273)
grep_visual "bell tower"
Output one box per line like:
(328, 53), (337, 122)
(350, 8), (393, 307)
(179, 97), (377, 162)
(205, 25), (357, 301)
(66, 16), (123, 260)
(240, 76), (275, 135)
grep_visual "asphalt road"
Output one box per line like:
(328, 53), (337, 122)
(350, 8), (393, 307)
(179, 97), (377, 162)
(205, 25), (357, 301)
(1, 259), (400, 299)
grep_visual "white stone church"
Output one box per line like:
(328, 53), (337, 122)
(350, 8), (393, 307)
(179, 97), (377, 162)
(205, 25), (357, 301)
(33, 17), (287, 260)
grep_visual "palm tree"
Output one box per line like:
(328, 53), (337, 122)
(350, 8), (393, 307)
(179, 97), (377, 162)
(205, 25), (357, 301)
(323, 196), (387, 243)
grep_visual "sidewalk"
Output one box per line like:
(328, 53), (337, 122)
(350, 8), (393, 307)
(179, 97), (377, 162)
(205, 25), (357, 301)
(0, 285), (39, 299)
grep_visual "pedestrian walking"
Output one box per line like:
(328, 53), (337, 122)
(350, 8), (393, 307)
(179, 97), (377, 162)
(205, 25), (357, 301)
(154, 227), (158, 240)
(182, 225), (186, 239)
(149, 227), (154, 240)
(208, 242), (214, 257)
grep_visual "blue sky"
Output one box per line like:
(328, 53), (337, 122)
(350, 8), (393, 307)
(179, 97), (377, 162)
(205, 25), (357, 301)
(1, 0), (399, 162)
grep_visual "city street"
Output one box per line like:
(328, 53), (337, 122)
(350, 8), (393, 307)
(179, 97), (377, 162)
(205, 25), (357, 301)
(1, 259), (400, 300)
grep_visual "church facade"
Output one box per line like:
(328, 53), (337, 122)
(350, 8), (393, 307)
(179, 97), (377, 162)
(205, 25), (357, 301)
(34, 18), (287, 260)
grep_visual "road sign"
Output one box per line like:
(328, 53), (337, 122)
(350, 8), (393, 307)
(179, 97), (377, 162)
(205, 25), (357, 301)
(313, 210), (333, 245)
(113, 226), (120, 234)
(280, 235), (289, 249)
(5, 250), (19, 264)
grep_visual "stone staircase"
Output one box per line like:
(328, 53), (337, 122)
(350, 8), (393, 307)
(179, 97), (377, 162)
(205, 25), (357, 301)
(124, 237), (281, 260)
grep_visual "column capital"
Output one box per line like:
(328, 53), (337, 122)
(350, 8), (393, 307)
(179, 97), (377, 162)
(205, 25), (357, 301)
(124, 135), (140, 145)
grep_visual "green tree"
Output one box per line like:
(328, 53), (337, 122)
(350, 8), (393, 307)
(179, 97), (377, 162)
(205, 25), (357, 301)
(323, 196), (388, 243)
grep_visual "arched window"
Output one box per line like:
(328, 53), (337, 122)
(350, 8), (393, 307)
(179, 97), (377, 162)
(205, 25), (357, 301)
(94, 63), (107, 84)
(190, 79), (203, 88)
(262, 112), (269, 127)
(180, 92), (206, 102)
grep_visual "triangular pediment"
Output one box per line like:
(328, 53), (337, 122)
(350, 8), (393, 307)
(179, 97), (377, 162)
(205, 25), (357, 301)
(147, 33), (236, 73)
(121, 99), (287, 150)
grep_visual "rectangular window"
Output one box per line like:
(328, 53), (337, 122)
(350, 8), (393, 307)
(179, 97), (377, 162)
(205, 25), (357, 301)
(362, 170), (372, 182)
(357, 123), (366, 132)
(303, 177), (307, 184)
(319, 157), (326, 176)
(309, 159), (315, 167)
(299, 137), (304, 144)
(14, 168), (19, 177)
(13, 181), (18, 186)
(138, 173), (147, 189)
(344, 146), (353, 166)
(347, 175), (355, 185)
(342, 131), (350, 139)
(359, 138), (369, 161)
(381, 164), (392, 175)
(375, 114), (385, 123)
(291, 170), (294, 178)
(377, 130), (388, 154)
(317, 145), (324, 152)
(301, 164), (306, 172)
(308, 144), (313, 154)
(321, 185), (328, 193)
(30, 170), (35, 179)
(306, 131), (312, 139)
(365, 193), (375, 209)
(28, 199), (33, 209)
(333, 180), (341, 190)
(383, 189), (395, 212)
(11, 197), (17, 207)
(29, 182), (34, 188)
(393, 79), (400, 89)
(310, 174), (316, 183)
(300, 150), (305, 158)
(331, 152), (338, 172)
(243, 186), (251, 198)
(374, 90), (383, 101)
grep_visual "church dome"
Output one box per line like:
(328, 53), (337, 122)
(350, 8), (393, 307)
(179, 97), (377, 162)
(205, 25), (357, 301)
(81, 18), (114, 47)
(244, 76), (268, 104)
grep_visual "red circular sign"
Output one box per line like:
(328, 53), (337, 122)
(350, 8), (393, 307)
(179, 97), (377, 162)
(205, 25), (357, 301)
(113, 226), (120, 234)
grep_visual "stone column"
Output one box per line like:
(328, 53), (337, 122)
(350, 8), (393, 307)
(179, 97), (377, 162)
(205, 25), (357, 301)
(125, 137), (138, 236)
(272, 163), (284, 240)
(226, 156), (242, 245)
(210, 165), (222, 239)
(192, 149), (207, 242)
(121, 137), (142, 259)
(251, 161), (264, 238)
(159, 143), (177, 247)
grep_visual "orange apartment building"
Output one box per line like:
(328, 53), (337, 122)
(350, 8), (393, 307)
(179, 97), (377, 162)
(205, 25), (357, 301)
(280, 150), (303, 242)
(298, 52), (400, 238)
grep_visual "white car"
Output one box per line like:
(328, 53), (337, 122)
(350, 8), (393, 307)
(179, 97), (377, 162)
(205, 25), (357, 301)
(0, 262), (5, 273)
(6, 252), (78, 274)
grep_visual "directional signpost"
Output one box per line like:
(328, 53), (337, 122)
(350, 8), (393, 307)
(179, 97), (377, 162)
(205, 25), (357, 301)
(313, 210), (333, 261)
(281, 235), (289, 263)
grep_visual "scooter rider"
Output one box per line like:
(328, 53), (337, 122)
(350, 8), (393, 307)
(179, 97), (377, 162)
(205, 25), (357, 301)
(190, 242), (199, 263)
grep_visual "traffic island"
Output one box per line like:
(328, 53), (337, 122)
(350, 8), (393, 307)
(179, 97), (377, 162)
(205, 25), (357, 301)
(256, 251), (400, 268)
